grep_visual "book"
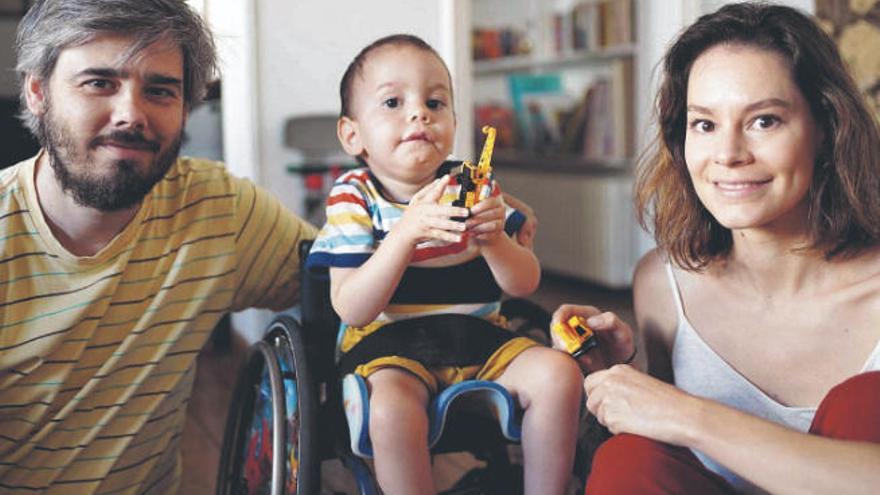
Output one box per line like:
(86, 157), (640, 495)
(507, 73), (564, 149)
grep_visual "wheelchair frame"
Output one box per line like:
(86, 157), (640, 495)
(215, 241), (564, 494)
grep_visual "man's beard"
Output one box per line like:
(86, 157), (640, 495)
(37, 107), (182, 212)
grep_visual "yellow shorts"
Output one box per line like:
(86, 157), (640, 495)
(352, 336), (538, 395)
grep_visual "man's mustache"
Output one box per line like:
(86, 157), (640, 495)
(90, 131), (160, 152)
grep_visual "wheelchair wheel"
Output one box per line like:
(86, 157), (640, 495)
(217, 315), (318, 495)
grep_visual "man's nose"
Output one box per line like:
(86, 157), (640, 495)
(713, 127), (750, 167)
(111, 88), (148, 130)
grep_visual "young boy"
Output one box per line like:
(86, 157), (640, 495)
(307, 34), (582, 495)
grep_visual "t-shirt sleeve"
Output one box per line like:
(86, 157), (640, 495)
(230, 175), (318, 311)
(305, 180), (376, 270)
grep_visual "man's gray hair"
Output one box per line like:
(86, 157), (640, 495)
(15, 0), (218, 134)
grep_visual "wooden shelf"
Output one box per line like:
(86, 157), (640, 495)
(492, 149), (632, 176)
(473, 44), (636, 76)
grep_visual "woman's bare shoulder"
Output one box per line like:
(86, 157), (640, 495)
(632, 248), (679, 345)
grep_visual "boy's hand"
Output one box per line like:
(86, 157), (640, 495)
(551, 304), (636, 374)
(394, 175), (469, 246)
(465, 195), (506, 246)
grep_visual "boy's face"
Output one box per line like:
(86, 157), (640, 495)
(339, 44), (455, 195)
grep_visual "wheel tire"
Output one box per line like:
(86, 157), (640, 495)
(267, 315), (319, 495)
(216, 315), (319, 495)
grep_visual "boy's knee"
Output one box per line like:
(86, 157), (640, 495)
(535, 350), (584, 392)
(368, 391), (428, 440)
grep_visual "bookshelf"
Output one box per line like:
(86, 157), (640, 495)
(468, 0), (639, 287)
(470, 0), (636, 173)
(473, 43), (637, 76)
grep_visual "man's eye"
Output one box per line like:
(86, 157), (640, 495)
(148, 87), (176, 98)
(85, 79), (113, 89)
(382, 97), (399, 108)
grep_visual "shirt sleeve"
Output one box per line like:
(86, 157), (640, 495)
(230, 175), (318, 311)
(305, 179), (377, 270)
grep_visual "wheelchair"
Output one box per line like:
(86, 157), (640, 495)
(216, 241), (567, 495)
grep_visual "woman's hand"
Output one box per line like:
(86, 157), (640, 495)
(584, 365), (697, 445)
(550, 304), (636, 373)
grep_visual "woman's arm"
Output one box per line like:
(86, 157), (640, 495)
(585, 367), (880, 494)
(690, 395), (880, 495)
(585, 250), (880, 495)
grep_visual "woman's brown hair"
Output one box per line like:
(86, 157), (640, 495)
(636, 2), (880, 270)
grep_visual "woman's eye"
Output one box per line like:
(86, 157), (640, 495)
(753, 115), (780, 130)
(689, 119), (714, 132)
(382, 97), (399, 108)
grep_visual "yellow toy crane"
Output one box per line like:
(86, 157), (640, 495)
(453, 125), (496, 212)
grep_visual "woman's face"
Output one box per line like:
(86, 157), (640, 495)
(684, 44), (822, 234)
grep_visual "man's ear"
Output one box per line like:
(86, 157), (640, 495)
(24, 74), (47, 117)
(337, 116), (364, 157)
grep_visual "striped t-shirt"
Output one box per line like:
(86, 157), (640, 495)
(306, 163), (525, 351)
(0, 153), (316, 494)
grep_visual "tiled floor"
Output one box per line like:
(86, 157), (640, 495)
(179, 273), (633, 494)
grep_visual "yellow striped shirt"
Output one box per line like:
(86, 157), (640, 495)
(0, 153), (316, 494)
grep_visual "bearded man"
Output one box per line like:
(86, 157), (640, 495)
(0, 1), (316, 492)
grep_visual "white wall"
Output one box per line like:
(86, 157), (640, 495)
(205, 0), (453, 342)
(255, 0), (447, 218)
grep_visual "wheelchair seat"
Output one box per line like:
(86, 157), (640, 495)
(342, 374), (522, 458)
(217, 240), (561, 494)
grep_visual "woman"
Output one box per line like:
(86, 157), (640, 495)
(554, 3), (880, 494)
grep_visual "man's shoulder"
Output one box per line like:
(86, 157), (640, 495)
(169, 156), (232, 181)
(1, 154), (37, 191)
(156, 156), (239, 196)
(0, 163), (20, 191)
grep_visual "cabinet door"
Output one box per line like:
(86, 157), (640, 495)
(497, 169), (635, 288)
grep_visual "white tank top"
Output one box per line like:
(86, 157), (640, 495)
(665, 263), (880, 494)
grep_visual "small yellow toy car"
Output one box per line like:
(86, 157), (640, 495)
(552, 315), (598, 357)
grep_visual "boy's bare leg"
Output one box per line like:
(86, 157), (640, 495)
(495, 347), (583, 495)
(367, 368), (434, 495)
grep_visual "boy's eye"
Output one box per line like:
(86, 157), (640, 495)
(427, 98), (444, 109)
(382, 97), (399, 108)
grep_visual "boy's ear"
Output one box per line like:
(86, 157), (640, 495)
(337, 116), (364, 157)
(24, 74), (47, 117)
